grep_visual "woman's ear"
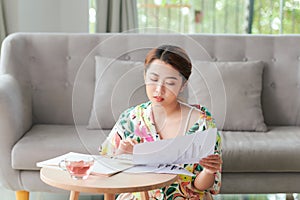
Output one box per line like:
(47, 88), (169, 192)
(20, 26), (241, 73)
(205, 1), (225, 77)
(180, 81), (188, 93)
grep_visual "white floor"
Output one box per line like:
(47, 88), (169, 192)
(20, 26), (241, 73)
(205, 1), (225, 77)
(1, 186), (299, 200)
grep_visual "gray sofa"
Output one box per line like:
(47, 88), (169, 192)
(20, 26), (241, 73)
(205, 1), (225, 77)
(0, 33), (300, 197)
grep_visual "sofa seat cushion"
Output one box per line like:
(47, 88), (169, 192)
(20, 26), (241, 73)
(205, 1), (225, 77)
(12, 125), (109, 170)
(222, 126), (300, 172)
(12, 125), (300, 173)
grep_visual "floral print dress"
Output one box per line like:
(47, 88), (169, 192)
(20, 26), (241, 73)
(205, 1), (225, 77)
(100, 101), (222, 200)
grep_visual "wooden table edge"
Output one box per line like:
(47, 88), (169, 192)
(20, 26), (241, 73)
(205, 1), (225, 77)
(40, 167), (178, 194)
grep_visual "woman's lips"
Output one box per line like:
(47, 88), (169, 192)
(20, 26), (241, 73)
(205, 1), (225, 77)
(154, 96), (164, 102)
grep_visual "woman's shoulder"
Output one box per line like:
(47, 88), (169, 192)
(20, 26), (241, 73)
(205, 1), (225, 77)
(191, 104), (212, 115)
(181, 103), (213, 121)
(119, 101), (151, 119)
(182, 103), (217, 133)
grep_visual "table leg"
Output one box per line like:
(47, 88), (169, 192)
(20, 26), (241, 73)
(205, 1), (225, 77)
(141, 191), (150, 200)
(69, 191), (80, 200)
(104, 193), (115, 200)
(16, 190), (29, 200)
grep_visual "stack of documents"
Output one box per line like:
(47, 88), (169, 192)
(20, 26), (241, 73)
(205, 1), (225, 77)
(37, 128), (217, 177)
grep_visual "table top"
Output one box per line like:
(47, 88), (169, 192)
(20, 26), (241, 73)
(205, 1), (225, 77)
(40, 167), (178, 194)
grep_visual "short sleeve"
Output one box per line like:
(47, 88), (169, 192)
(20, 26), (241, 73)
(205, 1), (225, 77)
(99, 107), (133, 156)
(99, 118), (124, 156)
(99, 104), (150, 156)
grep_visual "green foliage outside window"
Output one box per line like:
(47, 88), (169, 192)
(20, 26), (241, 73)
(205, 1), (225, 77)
(252, 0), (300, 34)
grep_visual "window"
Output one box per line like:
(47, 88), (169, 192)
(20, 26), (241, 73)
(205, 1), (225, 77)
(89, 0), (300, 34)
(137, 0), (246, 33)
(89, 0), (96, 33)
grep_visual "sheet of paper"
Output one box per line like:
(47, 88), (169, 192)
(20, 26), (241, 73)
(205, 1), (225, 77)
(133, 128), (217, 165)
(36, 152), (76, 168)
(124, 164), (194, 176)
(93, 156), (134, 176)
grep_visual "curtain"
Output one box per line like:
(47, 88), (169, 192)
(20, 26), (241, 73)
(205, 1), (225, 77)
(95, 0), (138, 33)
(0, 0), (7, 53)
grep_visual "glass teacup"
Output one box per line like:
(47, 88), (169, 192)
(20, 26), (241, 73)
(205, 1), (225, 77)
(60, 156), (94, 180)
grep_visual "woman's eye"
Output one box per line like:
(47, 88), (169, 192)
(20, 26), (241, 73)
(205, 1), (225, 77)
(150, 78), (158, 82)
(165, 82), (175, 86)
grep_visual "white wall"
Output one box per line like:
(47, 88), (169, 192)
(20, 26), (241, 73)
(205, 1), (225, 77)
(3, 0), (18, 33)
(3, 0), (89, 34)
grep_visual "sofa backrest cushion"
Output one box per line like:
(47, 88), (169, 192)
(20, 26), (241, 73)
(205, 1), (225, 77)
(87, 56), (147, 129)
(1, 33), (300, 126)
(189, 60), (267, 132)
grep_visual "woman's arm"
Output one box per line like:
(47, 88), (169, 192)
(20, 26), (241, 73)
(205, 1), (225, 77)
(193, 154), (222, 190)
(193, 105), (222, 193)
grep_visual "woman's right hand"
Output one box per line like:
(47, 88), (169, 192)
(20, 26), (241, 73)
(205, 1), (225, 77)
(116, 138), (139, 155)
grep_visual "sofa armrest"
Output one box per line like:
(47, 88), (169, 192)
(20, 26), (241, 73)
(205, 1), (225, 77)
(0, 74), (32, 190)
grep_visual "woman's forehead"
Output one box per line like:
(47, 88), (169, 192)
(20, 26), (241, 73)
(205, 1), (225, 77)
(147, 60), (181, 77)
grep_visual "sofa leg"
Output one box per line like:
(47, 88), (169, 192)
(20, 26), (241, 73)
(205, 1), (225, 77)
(16, 190), (29, 200)
(286, 193), (294, 200)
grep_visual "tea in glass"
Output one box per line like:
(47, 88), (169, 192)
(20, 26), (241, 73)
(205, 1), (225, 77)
(64, 156), (94, 180)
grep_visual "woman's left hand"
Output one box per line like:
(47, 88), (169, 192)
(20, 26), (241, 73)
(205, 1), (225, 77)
(199, 154), (222, 175)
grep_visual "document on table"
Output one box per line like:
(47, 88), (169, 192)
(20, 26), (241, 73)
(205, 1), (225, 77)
(37, 152), (134, 177)
(132, 128), (217, 165)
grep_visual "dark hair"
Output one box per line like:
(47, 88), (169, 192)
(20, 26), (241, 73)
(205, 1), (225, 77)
(144, 45), (192, 81)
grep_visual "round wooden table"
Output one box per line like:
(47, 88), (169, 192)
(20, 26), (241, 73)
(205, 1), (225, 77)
(40, 167), (178, 200)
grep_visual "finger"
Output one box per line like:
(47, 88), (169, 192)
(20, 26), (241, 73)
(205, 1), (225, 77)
(201, 161), (221, 169)
(200, 161), (222, 169)
(201, 163), (220, 172)
(120, 140), (130, 146)
(203, 166), (219, 174)
(125, 139), (134, 146)
(201, 159), (218, 164)
(201, 155), (222, 164)
(200, 159), (222, 168)
(200, 161), (221, 171)
(203, 154), (220, 160)
(119, 140), (126, 146)
(131, 139), (139, 144)
(125, 138), (138, 146)
(200, 157), (222, 165)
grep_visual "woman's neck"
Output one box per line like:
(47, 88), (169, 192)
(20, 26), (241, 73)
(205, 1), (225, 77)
(152, 101), (187, 139)
(152, 101), (181, 117)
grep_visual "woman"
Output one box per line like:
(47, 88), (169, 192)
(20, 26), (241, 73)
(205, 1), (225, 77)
(100, 45), (222, 200)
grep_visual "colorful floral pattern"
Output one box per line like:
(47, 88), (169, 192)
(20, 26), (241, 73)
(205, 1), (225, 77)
(100, 101), (222, 200)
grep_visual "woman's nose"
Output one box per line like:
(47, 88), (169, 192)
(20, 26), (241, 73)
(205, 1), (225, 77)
(155, 82), (164, 95)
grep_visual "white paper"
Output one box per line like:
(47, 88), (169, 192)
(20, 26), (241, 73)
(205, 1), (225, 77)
(37, 152), (76, 168)
(124, 164), (194, 176)
(93, 156), (134, 176)
(133, 128), (217, 165)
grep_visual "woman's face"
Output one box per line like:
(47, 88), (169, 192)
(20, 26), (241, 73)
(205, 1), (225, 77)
(145, 59), (185, 106)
